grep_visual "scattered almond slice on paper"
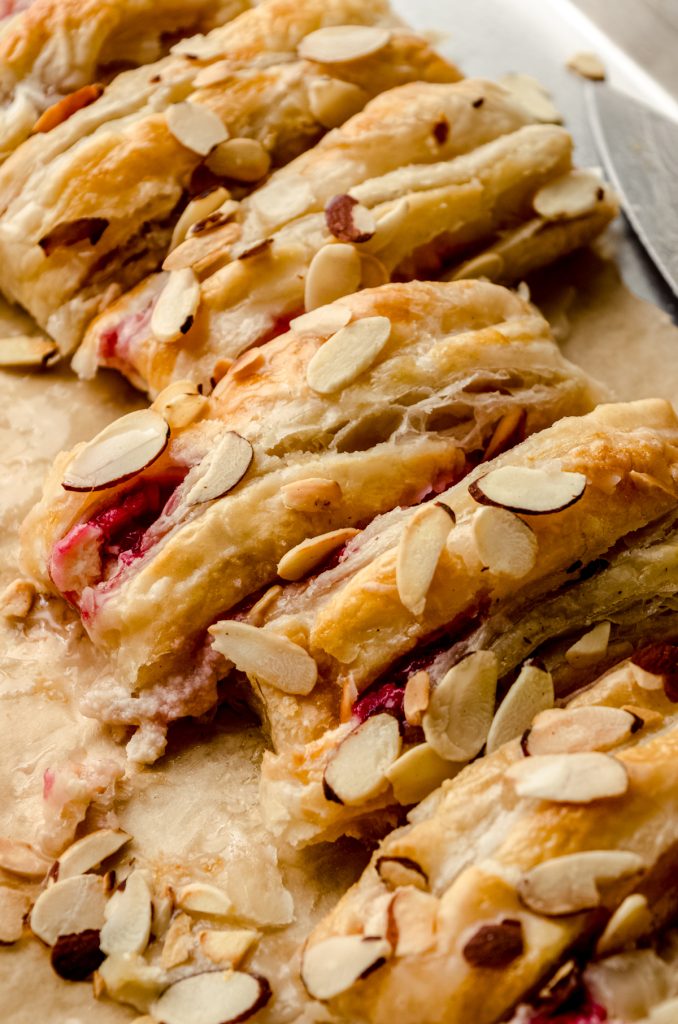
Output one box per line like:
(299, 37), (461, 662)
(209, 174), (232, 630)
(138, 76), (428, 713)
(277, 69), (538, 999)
(568, 51), (606, 81)
(30, 873), (107, 946)
(523, 705), (640, 755)
(565, 621), (611, 668)
(518, 850), (644, 916)
(472, 505), (538, 578)
(534, 169), (605, 221)
(151, 970), (271, 1024)
(151, 268), (200, 344)
(62, 408), (169, 492)
(469, 465), (587, 515)
(56, 828), (130, 881)
(277, 528), (358, 581)
(209, 620), (317, 695)
(184, 431), (253, 505)
(99, 870), (152, 957)
(486, 661), (554, 754)
(309, 78), (368, 128)
(166, 102), (228, 155)
(506, 751), (628, 803)
(323, 714), (402, 806)
(304, 243), (362, 312)
(396, 502), (454, 616)
(423, 651), (498, 761)
(306, 315), (391, 394)
(301, 935), (391, 1000)
(386, 742), (464, 805)
(298, 25), (391, 63)
(0, 335), (59, 368)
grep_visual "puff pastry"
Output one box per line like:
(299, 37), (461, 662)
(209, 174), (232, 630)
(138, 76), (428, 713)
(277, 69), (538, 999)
(81, 78), (617, 395)
(299, 654), (678, 1024)
(0, 0), (252, 161)
(0, 0), (457, 355)
(252, 399), (678, 845)
(21, 279), (600, 762)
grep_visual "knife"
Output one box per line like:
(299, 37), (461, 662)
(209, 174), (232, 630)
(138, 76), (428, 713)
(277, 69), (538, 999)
(587, 83), (678, 299)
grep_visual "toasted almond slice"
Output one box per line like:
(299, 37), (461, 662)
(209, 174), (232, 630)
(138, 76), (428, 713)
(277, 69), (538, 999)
(0, 578), (36, 620)
(306, 314), (390, 395)
(482, 408), (527, 463)
(97, 951), (166, 1009)
(161, 913), (193, 969)
(360, 198), (410, 254)
(486, 662), (554, 755)
(325, 194), (376, 243)
(0, 887), (30, 943)
(403, 671), (430, 727)
(518, 850), (643, 916)
(206, 137), (271, 183)
(235, 237), (273, 261)
(151, 268), (200, 344)
(469, 465), (587, 515)
(228, 349), (264, 381)
(472, 506), (538, 578)
(166, 102), (228, 156)
(451, 251), (505, 282)
(565, 621), (611, 668)
(534, 170), (605, 221)
(567, 51), (606, 81)
(32, 83), (104, 134)
(51, 928), (105, 981)
(152, 379), (199, 409)
(246, 585), (282, 626)
(500, 72), (562, 123)
(595, 894), (651, 955)
(304, 243), (361, 312)
(31, 873), (107, 946)
(523, 705), (639, 756)
(62, 409), (169, 492)
(301, 935), (391, 1000)
(375, 856), (428, 892)
(209, 620), (317, 695)
(507, 751), (628, 803)
(162, 392), (209, 430)
(250, 175), (315, 227)
(189, 200), (239, 238)
(290, 304), (351, 336)
(628, 662), (666, 691)
(56, 829), (130, 881)
(100, 870), (152, 957)
(386, 887), (437, 957)
(396, 502), (453, 616)
(176, 882), (232, 918)
(277, 528), (357, 582)
(280, 478), (343, 514)
(423, 651), (498, 762)
(385, 742), (464, 805)
(198, 928), (259, 966)
(184, 431), (253, 505)
(152, 970), (270, 1024)
(0, 837), (50, 878)
(309, 77), (368, 128)
(170, 187), (230, 251)
(340, 674), (359, 723)
(298, 25), (391, 63)
(0, 335), (58, 368)
(323, 714), (402, 806)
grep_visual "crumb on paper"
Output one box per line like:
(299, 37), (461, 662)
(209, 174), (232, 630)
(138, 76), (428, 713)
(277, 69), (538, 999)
(567, 52), (606, 81)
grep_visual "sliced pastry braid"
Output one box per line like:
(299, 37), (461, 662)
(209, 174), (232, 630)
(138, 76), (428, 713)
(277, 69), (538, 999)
(0, 0), (458, 356)
(298, 655), (678, 1024)
(20, 280), (600, 762)
(80, 76), (617, 395)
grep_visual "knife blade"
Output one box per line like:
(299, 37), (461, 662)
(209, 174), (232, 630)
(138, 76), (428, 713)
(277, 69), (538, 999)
(587, 83), (678, 299)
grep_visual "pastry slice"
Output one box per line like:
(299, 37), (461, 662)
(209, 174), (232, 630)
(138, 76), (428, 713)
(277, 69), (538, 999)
(82, 78), (617, 395)
(243, 400), (678, 844)
(21, 279), (600, 762)
(298, 653), (678, 1024)
(0, 0), (458, 356)
(0, 0), (252, 161)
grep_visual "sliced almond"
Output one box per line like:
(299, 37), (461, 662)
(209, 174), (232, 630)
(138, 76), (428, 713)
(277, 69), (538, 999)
(250, 175), (315, 228)
(423, 651), (498, 762)
(30, 873), (107, 946)
(189, 200), (239, 237)
(246, 585), (282, 626)
(385, 742), (464, 805)
(152, 970), (270, 1024)
(277, 528), (357, 582)
(325, 194), (375, 243)
(161, 913), (193, 969)
(152, 379), (199, 408)
(451, 252), (505, 282)
(62, 408), (169, 492)
(499, 72), (562, 123)
(298, 25), (391, 63)
(290, 305), (351, 336)
(375, 856), (428, 892)
(209, 620), (317, 695)
(0, 578), (35, 620)
(184, 431), (253, 505)
(32, 83), (103, 134)
(0, 837), (50, 879)
(523, 705), (638, 756)
(306, 314), (390, 395)
(360, 198), (410, 254)
(97, 952), (166, 1010)
(176, 882), (232, 918)
(403, 670), (430, 727)
(0, 887), (30, 943)
(359, 251), (389, 289)
(565, 621), (611, 668)
(228, 349), (264, 381)
(100, 870), (152, 957)
(469, 465), (587, 515)
(472, 505), (538, 578)
(533, 170), (605, 221)
(198, 928), (259, 966)
(506, 752), (628, 803)
(518, 850), (643, 916)
(280, 477), (343, 512)
(486, 662), (554, 754)
(396, 502), (453, 616)
(323, 714), (402, 806)
(205, 137), (270, 183)
(170, 187), (230, 250)
(151, 268), (200, 344)
(595, 894), (651, 956)
(166, 102), (228, 156)
(386, 888), (437, 957)
(462, 919), (524, 968)
(630, 644), (678, 697)
(0, 335), (58, 368)
(567, 52), (606, 81)
(51, 928), (104, 981)
(56, 829), (130, 881)
(482, 408), (527, 463)
(301, 935), (391, 1000)
(308, 78), (368, 128)
(304, 242), (361, 312)
(162, 392), (209, 430)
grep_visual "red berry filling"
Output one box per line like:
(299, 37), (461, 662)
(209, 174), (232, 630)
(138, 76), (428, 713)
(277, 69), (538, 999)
(530, 995), (607, 1024)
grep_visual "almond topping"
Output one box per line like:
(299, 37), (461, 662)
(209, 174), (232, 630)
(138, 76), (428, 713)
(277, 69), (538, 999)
(205, 137), (271, 183)
(386, 887), (437, 957)
(451, 252), (505, 282)
(482, 408), (527, 463)
(325, 194), (376, 243)
(161, 392), (209, 430)
(595, 893), (651, 955)
(184, 430), (253, 505)
(161, 913), (193, 969)
(469, 466), (587, 515)
(277, 528), (357, 581)
(359, 252), (389, 290)
(151, 268), (200, 343)
(62, 409), (169, 492)
(228, 349), (264, 381)
(0, 837), (49, 878)
(403, 670), (430, 727)
(523, 706), (638, 756)
(166, 102), (228, 155)
(152, 379), (199, 408)
(486, 661), (554, 754)
(309, 78), (368, 128)
(499, 73), (562, 123)
(39, 217), (108, 255)
(423, 651), (498, 762)
(176, 882), (232, 918)
(340, 674), (359, 723)
(198, 928), (259, 966)
(280, 477), (343, 512)
(385, 742), (464, 805)
(0, 579), (36, 620)
(518, 850), (643, 916)
(304, 242), (361, 312)
(209, 620), (317, 695)
(97, 951), (165, 1008)
(565, 621), (611, 668)
(56, 829), (130, 881)
(32, 83), (103, 134)
(290, 304), (352, 336)
(396, 502), (453, 616)
(31, 874), (107, 946)
(151, 970), (271, 1024)
(170, 187), (230, 250)
(360, 198), (410, 254)
(533, 170), (605, 221)
(301, 935), (391, 1000)
(51, 929), (104, 980)
(507, 751), (628, 803)
(567, 52), (606, 81)
(0, 887), (30, 943)
(472, 505), (538, 578)
(375, 856), (428, 892)
(323, 714), (402, 806)
(250, 175), (315, 228)
(0, 335), (58, 368)
(306, 314), (391, 394)
(100, 870), (152, 957)
(298, 25), (391, 63)
(463, 919), (524, 968)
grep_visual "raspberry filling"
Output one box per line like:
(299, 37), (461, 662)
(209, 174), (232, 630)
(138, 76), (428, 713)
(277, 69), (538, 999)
(98, 300), (154, 368)
(529, 995), (607, 1024)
